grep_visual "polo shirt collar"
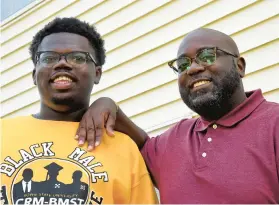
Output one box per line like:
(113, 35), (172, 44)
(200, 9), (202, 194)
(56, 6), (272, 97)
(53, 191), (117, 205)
(194, 89), (265, 132)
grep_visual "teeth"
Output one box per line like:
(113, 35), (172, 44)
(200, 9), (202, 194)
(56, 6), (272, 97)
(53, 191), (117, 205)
(54, 76), (73, 83)
(193, 80), (210, 88)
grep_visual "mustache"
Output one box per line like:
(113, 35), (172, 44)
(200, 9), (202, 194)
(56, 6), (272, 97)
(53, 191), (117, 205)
(187, 75), (215, 89)
(190, 75), (213, 81)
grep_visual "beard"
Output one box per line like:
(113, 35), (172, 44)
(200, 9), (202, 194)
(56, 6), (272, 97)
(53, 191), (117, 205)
(180, 61), (241, 120)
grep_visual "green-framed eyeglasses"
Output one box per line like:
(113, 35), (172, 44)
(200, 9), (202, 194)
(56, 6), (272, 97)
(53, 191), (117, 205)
(168, 47), (238, 74)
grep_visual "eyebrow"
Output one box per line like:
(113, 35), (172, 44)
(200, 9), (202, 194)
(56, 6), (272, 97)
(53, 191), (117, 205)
(177, 46), (214, 59)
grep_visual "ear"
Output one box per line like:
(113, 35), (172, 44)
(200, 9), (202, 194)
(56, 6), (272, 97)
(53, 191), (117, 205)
(32, 68), (37, 85)
(94, 66), (102, 84)
(236, 57), (246, 78)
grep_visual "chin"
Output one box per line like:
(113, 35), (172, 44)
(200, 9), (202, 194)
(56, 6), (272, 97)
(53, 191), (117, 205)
(181, 88), (221, 113)
(51, 96), (75, 105)
(192, 92), (216, 105)
(192, 93), (219, 108)
(50, 95), (88, 113)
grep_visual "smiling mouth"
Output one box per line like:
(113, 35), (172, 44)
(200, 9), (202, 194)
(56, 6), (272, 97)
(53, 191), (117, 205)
(193, 80), (211, 88)
(53, 76), (73, 83)
(51, 75), (75, 90)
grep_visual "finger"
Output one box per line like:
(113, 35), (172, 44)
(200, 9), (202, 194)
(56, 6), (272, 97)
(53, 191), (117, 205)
(78, 128), (86, 146)
(77, 116), (87, 146)
(86, 116), (96, 152)
(76, 114), (86, 141)
(94, 113), (105, 147)
(94, 126), (103, 147)
(105, 114), (116, 137)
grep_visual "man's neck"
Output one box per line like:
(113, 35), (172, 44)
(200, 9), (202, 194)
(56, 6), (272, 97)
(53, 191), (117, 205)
(34, 103), (88, 122)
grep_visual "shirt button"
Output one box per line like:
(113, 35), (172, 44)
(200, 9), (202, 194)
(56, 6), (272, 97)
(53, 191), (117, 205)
(202, 152), (207, 157)
(212, 124), (217, 129)
(207, 137), (212, 142)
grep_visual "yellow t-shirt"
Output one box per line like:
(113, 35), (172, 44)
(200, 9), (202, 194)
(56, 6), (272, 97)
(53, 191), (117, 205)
(0, 116), (158, 204)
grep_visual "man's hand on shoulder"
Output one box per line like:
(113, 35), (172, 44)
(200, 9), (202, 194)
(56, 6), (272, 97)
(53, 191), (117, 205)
(75, 97), (118, 151)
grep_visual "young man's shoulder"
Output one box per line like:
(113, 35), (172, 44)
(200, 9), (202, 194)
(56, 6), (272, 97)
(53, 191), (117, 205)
(1, 116), (32, 125)
(108, 131), (139, 150)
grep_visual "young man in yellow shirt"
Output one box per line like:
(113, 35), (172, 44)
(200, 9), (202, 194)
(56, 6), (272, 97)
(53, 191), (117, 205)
(0, 17), (158, 205)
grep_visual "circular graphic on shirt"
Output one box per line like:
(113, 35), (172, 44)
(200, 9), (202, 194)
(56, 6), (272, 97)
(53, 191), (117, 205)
(11, 158), (89, 205)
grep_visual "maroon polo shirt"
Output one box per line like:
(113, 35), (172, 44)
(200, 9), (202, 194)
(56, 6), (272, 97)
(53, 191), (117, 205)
(141, 89), (279, 203)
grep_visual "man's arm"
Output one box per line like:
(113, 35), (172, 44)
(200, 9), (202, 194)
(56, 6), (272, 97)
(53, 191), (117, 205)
(77, 97), (171, 187)
(76, 97), (148, 150)
(114, 108), (148, 149)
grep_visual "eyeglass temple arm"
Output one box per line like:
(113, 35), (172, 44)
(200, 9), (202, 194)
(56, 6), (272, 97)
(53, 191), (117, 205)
(168, 60), (179, 73)
(218, 48), (238, 58)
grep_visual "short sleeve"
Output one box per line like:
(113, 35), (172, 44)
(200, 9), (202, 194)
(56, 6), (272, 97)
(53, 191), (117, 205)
(130, 142), (159, 204)
(140, 124), (178, 186)
(129, 173), (158, 204)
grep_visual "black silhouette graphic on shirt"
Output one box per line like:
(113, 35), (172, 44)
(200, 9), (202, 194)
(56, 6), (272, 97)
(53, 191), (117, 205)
(40, 162), (66, 194)
(65, 171), (89, 199)
(12, 162), (89, 203)
(12, 168), (40, 202)
(0, 185), (8, 205)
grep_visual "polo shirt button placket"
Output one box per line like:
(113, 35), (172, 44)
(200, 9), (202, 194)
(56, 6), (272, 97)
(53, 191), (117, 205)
(202, 124), (217, 157)
(200, 124), (217, 161)
(208, 124), (217, 143)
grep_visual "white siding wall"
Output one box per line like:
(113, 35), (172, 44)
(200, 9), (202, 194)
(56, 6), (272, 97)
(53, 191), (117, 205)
(1, 0), (279, 136)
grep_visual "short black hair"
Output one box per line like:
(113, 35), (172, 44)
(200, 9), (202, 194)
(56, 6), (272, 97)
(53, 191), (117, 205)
(29, 17), (106, 66)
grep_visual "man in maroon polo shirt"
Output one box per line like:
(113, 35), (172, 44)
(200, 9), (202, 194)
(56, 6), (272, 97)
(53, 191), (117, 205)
(76, 28), (279, 203)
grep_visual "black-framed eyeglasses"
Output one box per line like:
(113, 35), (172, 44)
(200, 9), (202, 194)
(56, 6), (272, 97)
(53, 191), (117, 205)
(168, 47), (238, 74)
(35, 51), (97, 67)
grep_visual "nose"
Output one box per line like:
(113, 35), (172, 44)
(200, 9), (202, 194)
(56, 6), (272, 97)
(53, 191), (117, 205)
(186, 61), (205, 76)
(53, 56), (73, 70)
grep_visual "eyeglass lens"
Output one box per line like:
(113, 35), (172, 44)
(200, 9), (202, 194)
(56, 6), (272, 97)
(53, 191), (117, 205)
(175, 48), (216, 73)
(38, 52), (88, 66)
